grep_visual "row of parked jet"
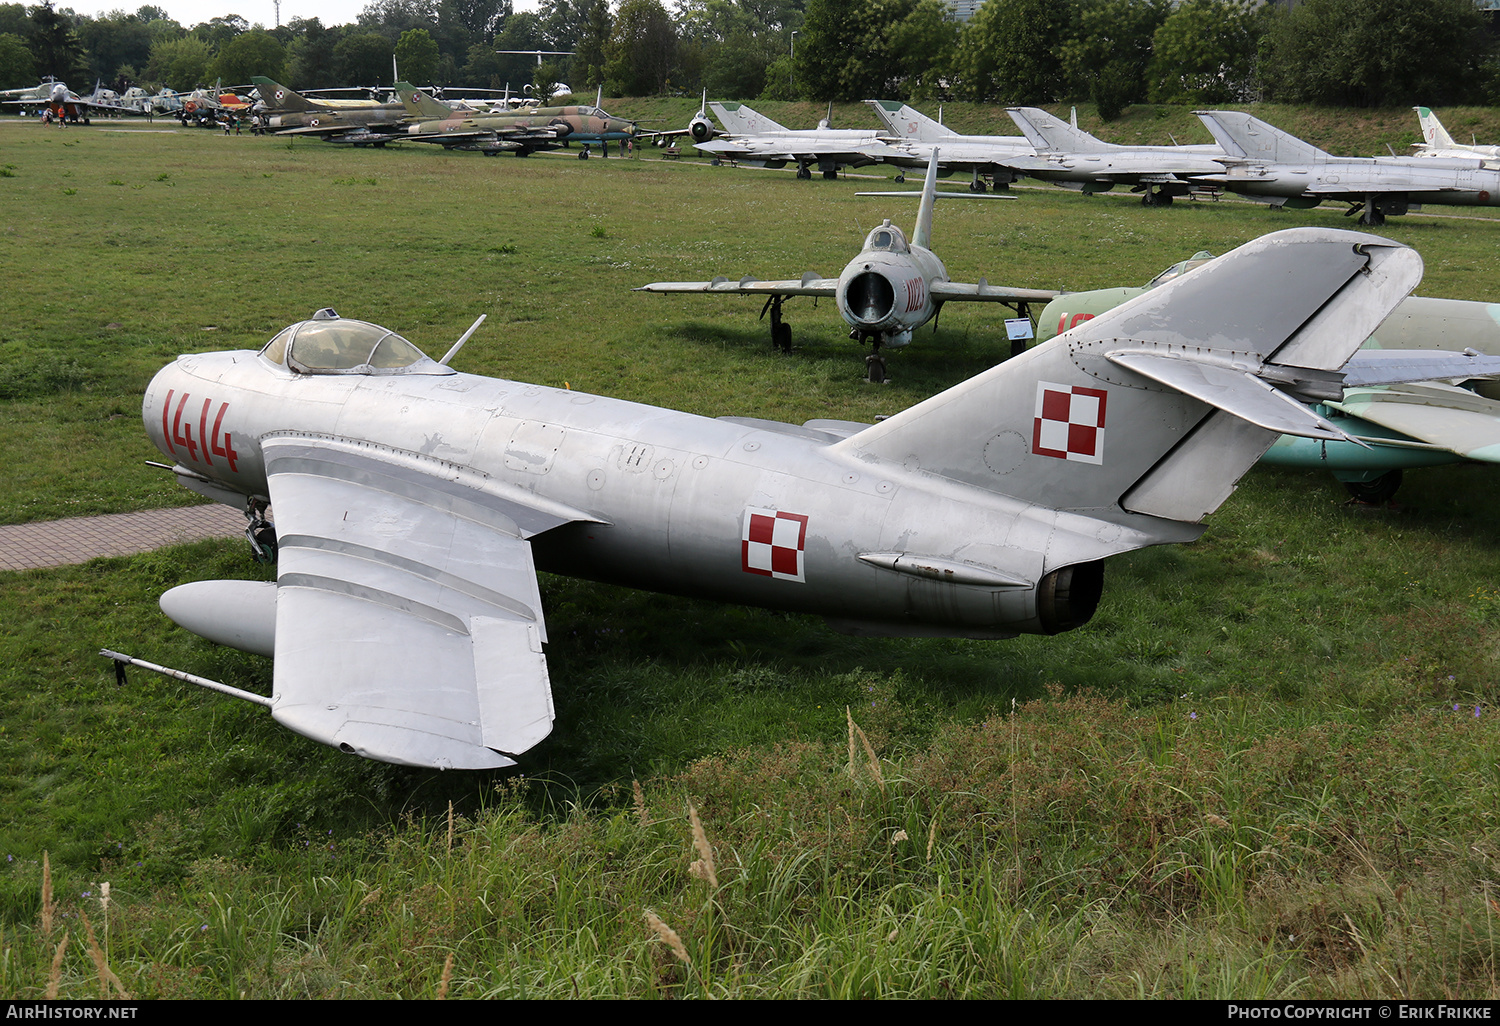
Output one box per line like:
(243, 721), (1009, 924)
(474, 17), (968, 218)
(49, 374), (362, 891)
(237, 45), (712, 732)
(687, 101), (1500, 227)
(0, 78), (248, 123)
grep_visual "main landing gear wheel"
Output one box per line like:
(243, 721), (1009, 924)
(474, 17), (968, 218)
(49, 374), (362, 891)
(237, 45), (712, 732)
(1343, 469), (1402, 504)
(969, 179), (988, 193)
(1142, 189), (1173, 207)
(894, 173), (905, 183)
(796, 165), (812, 180)
(762, 294), (792, 352)
(244, 499), (278, 564)
(822, 168), (838, 180)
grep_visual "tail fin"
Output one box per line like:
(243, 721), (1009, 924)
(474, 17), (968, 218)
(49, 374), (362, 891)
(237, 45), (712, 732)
(911, 148), (939, 250)
(865, 99), (956, 142)
(1006, 106), (1112, 152)
(1414, 106), (1456, 149)
(835, 228), (1421, 524)
(711, 102), (788, 135)
(394, 80), (451, 120)
(252, 77), (320, 113)
(1195, 110), (1330, 163)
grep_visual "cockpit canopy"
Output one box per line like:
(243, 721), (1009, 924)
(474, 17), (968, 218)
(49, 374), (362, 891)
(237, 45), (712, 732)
(1145, 251), (1215, 290)
(259, 311), (452, 376)
(863, 220), (908, 254)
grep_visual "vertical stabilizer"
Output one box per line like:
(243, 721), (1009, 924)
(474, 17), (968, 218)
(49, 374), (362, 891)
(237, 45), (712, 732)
(1195, 110), (1331, 163)
(834, 229), (1421, 523)
(395, 81), (451, 120)
(711, 102), (789, 135)
(911, 148), (939, 250)
(253, 77), (321, 112)
(865, 100), (957, 142)
(1006, 107), (1113, 152)
(1415, 106), (1456, 149)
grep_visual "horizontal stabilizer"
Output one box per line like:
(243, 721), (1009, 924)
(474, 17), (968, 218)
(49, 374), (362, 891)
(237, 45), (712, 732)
(1105, 351), (1350, 440)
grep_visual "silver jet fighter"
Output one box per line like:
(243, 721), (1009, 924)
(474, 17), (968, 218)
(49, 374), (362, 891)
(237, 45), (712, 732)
(1004, 107), (1226, 206)
(1196, 110), (1500, 226)
(864, 100), (1034, 193)
(635, 150), (1057, 381)
(116, 228), (1419, 771)
(693, 101), (901, 179)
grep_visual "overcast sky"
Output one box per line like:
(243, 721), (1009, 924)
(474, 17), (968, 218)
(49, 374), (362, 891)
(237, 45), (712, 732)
(83, 0), (542, 31)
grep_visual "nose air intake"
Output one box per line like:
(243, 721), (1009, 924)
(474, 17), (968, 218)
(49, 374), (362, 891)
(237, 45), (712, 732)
(846, 272), (895, 325)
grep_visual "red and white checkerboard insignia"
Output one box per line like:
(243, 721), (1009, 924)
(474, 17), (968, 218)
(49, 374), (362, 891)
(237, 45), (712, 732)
(1033, 381), (1108, 464)
(741, 507), (809, 583)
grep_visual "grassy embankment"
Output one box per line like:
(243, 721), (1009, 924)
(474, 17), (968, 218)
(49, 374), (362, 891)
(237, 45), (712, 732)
(1, 107), (1499, 997)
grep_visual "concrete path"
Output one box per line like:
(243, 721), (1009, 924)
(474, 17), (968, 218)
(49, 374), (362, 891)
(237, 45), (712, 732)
(0, 505), (246, 571)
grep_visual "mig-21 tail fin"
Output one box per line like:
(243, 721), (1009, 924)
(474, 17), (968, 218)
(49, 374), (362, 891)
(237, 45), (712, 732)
(1414, 106), (1457, 151)
(1194, 110), (1332, 164)
(866, 100), (956, 143)
(834, 228), (1422, 524)
(1006, 106), (1113, 153)
(710, 102), (789, 136)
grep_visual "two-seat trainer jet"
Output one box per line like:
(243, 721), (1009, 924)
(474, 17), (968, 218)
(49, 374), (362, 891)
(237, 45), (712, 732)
(634, 150), (1058, 382)
(107, 227), (1422, 770)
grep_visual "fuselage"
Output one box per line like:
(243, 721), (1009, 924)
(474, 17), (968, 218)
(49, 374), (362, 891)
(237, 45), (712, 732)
(835, 222), (948, 346)
(142, 340), (1131, 639)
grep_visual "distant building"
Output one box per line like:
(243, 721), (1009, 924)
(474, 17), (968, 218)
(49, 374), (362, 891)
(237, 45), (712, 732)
(946, 0), (985, 22)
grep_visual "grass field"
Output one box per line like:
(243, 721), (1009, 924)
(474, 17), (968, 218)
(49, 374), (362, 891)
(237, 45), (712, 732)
(3, 106), (1500, 998)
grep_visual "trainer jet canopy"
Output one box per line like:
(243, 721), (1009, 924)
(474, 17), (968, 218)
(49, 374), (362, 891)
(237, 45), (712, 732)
(111, 228), (1423, 771)
(635, 151), (1057, 381)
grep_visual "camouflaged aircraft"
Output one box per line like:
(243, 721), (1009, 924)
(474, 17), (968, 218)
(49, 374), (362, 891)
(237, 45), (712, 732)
(104, 227), (1425, 770)
(390, 82), (632, 157)
(635, 151), (1057, 382)
(1036, 255), (1500, 502)
(253, 77), (408, 145)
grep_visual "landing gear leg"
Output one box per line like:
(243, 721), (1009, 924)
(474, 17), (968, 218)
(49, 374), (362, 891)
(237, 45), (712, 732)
(762, 295), (792, 352)
(1357, 196), (1385, 227)
(1341, 469), (1402, 504)
(894, 173), (905, 184)
(856, 332), (887, 383)
(244, 497), (277, 564)
(796, 164), (812, 180)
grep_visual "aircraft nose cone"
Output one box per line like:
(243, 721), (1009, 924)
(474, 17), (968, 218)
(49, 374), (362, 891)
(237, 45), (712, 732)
(844, 271), (896, 326)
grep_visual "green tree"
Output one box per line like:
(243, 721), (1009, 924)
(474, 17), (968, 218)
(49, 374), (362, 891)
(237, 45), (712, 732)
(395, 26), (440, 82)
(603, 0), (675, 95)
(284, 17), (341, 90)
(0, 30), (34, 88)
(953, 0), (1074, 103)
(212, 29), (285, 83)
(1259, 0), (1491, 107)
(334, 31), (394, 86)
(27, 1), (87, 81)
(144, 33), (213, 89)
(1146, 0), (1258, 105)
(796, 0), (952, 102)
(1059, 0), (1168, 120)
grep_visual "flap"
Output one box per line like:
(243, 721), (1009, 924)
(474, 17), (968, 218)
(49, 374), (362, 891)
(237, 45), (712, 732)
(262, 436), (567, 769)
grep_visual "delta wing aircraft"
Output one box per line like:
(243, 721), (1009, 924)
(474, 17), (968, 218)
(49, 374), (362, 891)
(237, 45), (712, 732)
(1005, 107), (1226, 205)
(1195, 110), (1500, 225)
(694, 101), (900, 179)
(108, 227), (1419, 770)
(634, 151), (1057, 381)
(865, 100), (1033, 192)
(254, 77), (408, 144)
(1036, 256), (1500, 502)
(1412, 106), (1500, 163)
